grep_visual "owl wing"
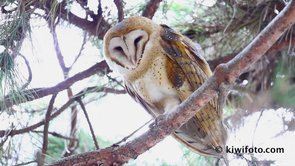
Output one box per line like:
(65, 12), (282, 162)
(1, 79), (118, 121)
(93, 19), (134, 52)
(159, 24), (226, 157)
(159, 24), (221, 115)
(124, 82), (157, 118)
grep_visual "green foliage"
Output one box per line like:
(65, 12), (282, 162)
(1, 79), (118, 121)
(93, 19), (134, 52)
(0, 2), (32, 111)
(0, 9), (30, 48)
(45, 136), (65, 163)
(180, 145), (215, 166)
(45, 129), (112, 163)
(126, 156), (174, 166)
(272, 54), (295, 108)
(0, 51), (14, 72)
(0, 51), (26, 112)
(77, 129), (112, 153)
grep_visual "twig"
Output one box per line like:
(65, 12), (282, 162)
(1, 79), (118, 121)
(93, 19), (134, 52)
(13, 160), (37, 166)
(32, 130), (79, 142)
(40, 93), (57, 166)
(113, 119), (153, 146)
(76, 98), (99, 150)
(16, 53), (32, 90)
(69, 32), (87, 70)
(106, 74), (124, 88)
(0, 97), (75, 138)
(49, 21), (69, 74)
(251, 110), (264, 147)
(103, 87), (126, 95)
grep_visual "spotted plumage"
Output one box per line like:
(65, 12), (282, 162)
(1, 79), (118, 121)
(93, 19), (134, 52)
(103, 16), (227, 159)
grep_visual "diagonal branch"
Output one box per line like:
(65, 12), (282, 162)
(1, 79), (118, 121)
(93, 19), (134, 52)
(1, 61), (110, 108)
(69, 32), (87, 70)
(208, 37), (295, 70)
(76, 98), (99, 150)
(50, 1), (295, 165)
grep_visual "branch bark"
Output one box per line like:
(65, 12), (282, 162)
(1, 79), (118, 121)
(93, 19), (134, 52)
(50, 1), (295, 166)
(76, 98), (99, 150)
(114, 0), (124, 22)
(40, 94), (57, 166)
(30, 0), (110, 39)
(142, 0), (163, 19)
(208, 37), (295, 70)
(1, 61), (110, 108)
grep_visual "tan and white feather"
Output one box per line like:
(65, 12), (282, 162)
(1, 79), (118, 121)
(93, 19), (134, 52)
(104, 16), (227, 159)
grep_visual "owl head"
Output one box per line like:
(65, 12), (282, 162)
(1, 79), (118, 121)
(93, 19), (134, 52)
(103, 16), (162, 76)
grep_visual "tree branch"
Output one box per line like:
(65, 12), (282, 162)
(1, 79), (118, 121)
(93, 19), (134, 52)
(30, 0), (110, 39)
(49, 22), (69, 74)
(3, 35), (293, 109)
(76, 98), (99, 150)
(17, 53), (32, 89)
(69, 32), (87, 70)
(142, 0), (163, 19)
(0, 86), (122, 138)
(39, 94), (57, 166)
(0, 96), (74, 138)
(49, 1), (295, 165)
(1, 61), (110, 108)
(208, 37), (295, 70)
(114, 0), (124, 22)
(32, 130), (79, 142)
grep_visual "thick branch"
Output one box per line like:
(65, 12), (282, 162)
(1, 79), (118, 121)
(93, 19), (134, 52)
(142, 0), (163, 19)
(208, 37), (295, 70)
(31, 0), (110, 39)
(57, 1), (110, 39)
(114, 0), (124, 22)
(50, 1), (295, 166)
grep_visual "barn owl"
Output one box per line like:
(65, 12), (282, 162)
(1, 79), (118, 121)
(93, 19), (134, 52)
(103, 16), (227, 159)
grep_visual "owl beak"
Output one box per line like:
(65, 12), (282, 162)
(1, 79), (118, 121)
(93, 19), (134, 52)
(122, 36), (138, 67)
